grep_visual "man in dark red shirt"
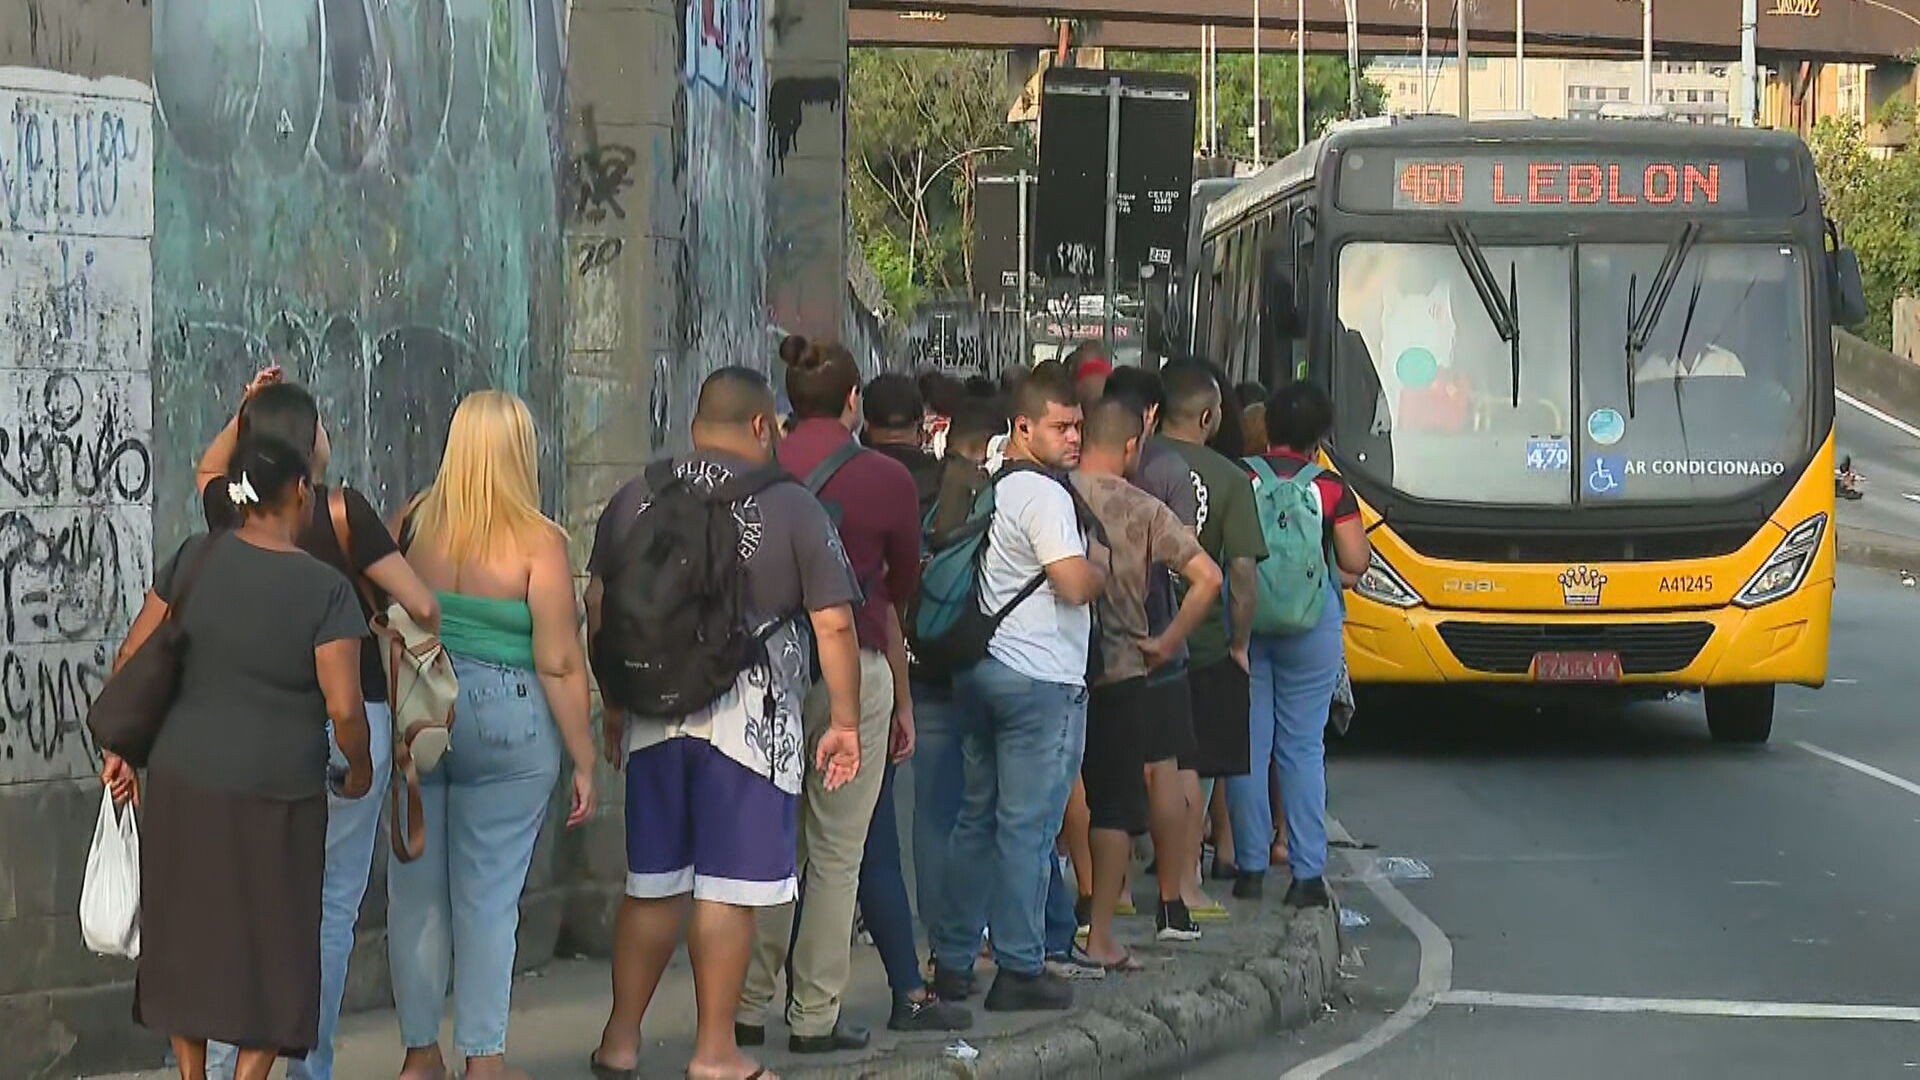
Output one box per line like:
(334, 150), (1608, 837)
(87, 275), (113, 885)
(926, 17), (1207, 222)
(736, 338), (923, 1053)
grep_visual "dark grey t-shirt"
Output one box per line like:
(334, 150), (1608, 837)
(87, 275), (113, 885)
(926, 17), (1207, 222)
(146, 532), (369, 799)
(588, 450), (860, 793)
(1137, 437), (1201, 674)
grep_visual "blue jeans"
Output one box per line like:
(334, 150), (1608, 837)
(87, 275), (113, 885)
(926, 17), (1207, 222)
(1045, 854), (1079, 959)
(933, 657), (1088, 978)
(855, 762), (924, 1000)
(1226, 613), (1342, 882)
(206, 703), (393, 1080)
(908, 681), (964, 957)
(387, 656), (561, 1058)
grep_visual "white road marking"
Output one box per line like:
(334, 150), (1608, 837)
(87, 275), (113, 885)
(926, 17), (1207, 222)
(1281, 819), (1453, 1080)
(1729, 880), (1782, 887)
(1903, 493), (1920, 504)
(1839, 390), (1920, 442)
(1797, 741), (1920, 799)
(1438, 990), (1920, 1023)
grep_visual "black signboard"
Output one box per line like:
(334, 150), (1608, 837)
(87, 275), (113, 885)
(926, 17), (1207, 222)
(1035, 68), (1197, 283)
(972, 172), (1033, 304)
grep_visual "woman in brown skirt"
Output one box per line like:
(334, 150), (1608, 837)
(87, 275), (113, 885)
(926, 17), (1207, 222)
(100, 431), (373, 1080)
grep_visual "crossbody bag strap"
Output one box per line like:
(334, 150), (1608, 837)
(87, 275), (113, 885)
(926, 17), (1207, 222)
(327, 487), (381, 616)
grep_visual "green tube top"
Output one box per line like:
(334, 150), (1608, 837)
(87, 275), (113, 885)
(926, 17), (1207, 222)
(436, 591), (536, 670)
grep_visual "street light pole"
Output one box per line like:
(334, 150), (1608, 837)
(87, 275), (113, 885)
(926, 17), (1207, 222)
(1300, 0), (1309, 147)
(905, 144), (1013, 295)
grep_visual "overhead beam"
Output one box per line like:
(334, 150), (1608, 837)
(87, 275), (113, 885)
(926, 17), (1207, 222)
(851, 12), (1641, 58)
(848, 0), (1920, 63)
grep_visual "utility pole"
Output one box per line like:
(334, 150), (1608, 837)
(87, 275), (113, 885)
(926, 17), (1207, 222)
(1739, 0), (1759, 125)
(1345, 0), (1360, 118)
(1642, 0), (1654, 106)
(1017, 169), (1031, 364)
(1103, 75), (1121, 359)
(1200, 25), (1210, 153)
(1253, 0), (1263, 164)
(1421, 0), (1431, 111)
(1458, 0), (1471, 120)
(1516, 0), (1526, 110)
(1299, 0), (1308, 147)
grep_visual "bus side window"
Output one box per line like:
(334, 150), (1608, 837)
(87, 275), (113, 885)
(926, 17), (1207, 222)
(1217, 232), (1244, 375)
(1260, 206), (1303, 390)
(1195, 238), (1219, 360)
(1235, 223), (1261, 384)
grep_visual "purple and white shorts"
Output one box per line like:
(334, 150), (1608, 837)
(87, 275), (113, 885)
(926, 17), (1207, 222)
(624, 737), (798, 907)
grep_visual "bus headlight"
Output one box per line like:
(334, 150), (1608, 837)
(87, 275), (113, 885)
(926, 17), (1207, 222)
(1355, 552), (1423, 609)
(1734, 514), (1826, 608)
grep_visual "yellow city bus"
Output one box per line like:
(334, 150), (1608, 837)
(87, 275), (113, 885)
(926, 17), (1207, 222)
(1189, 117), (1868, 742)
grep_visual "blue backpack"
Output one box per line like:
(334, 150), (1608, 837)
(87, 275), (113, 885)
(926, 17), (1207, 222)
(908, 470), (1041, 679)
(1245, 457), (1329, 636)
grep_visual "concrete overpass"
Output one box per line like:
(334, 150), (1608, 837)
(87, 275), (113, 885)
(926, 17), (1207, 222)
(851, 1), (1920, 63)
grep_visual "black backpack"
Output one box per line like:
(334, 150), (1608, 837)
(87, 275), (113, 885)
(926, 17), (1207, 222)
(591, 459), (791, 718)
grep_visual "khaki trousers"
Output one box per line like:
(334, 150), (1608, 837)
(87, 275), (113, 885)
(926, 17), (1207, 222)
(738, 649), (893, 1037)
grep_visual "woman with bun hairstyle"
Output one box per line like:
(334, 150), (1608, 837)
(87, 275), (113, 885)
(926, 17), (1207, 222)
(101, 432), (375, 1080)
(192, 367), (439, 1080)
(734, 335), (927, 1052)
(387, 390), (597, 1080)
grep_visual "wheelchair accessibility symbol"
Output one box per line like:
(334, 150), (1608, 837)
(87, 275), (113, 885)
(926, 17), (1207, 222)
(1585, 454), (1626, 498)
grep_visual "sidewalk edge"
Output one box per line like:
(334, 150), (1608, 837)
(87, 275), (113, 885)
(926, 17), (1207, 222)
(790, 908), (1340, 1080)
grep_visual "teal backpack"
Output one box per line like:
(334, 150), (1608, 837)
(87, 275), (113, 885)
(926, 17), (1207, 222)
(908, 470), (1041, 679)
(1245, 457), (1329, 636)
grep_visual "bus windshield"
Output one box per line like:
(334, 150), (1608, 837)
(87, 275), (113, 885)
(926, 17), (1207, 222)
(1332, 241), (1810, 506)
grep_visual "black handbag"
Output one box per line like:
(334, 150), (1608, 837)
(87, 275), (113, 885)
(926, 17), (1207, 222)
(87, 534), (220, 767)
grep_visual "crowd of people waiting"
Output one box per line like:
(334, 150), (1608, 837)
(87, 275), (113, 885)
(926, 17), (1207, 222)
(93, 338), (1366, 1080)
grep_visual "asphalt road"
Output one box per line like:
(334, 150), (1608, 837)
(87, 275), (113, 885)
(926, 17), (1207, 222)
(1190, 563), (1920, 1079)
(1837, 391), (1920, 553)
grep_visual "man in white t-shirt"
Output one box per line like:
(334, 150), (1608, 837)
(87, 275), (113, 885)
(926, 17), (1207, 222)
(929, 364), (1108, 1013)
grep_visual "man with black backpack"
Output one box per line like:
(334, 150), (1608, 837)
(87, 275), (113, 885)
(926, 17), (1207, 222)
(925, 364), (1108, 1013)
(588, 367), (865, 1080)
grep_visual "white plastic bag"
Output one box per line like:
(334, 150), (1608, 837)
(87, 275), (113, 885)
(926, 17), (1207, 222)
(79, 788), (141, 958)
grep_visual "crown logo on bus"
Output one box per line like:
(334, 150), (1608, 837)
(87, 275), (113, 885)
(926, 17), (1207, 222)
(1559, 566), (1608, 607)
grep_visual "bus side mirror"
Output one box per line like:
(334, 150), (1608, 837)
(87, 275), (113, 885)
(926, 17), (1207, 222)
(1832, 247), (1868, 327)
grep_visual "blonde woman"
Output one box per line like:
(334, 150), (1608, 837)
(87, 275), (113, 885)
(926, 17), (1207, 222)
(386, 391), (597, 1080)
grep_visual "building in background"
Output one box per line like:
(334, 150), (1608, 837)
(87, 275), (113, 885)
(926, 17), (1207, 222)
(1367, 57), (1742, 124)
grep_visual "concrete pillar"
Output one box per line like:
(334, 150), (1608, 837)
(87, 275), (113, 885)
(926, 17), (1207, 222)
(766, 0), (849, 346)
(0, 8), (156, 1078)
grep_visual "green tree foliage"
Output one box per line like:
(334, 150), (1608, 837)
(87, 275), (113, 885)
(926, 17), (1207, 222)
(1110, 51), (1386, 160)
(848, 48), (1381, 318)
(850, 49), (1030, 317)
(1811, 116), (1920, 346)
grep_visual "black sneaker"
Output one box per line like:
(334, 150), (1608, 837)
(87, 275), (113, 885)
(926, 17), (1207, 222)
(1156, 898), (1202, 942)
(931, 963), (976, 1002)
(1284, 876), (1333, 909)
(983, 968), (1074, 1012)
(890, 994), (974, 1032)
(1232, 872), (1265, 901)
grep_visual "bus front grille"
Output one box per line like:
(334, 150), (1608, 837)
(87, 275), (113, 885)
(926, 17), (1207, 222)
(1393, 526), (1757, 564)
(1435, 621), (1717, 676)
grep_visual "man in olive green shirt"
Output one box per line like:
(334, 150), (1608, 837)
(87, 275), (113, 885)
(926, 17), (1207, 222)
(1157, 365), (1268, 879)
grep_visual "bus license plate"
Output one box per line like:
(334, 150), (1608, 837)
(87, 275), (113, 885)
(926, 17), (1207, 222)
(1532, 651), (1623, 683)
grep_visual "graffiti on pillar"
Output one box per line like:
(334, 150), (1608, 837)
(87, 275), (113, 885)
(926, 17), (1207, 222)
(657, 0), (766, 450)
(150, 0), (570, 555)
(0, 68), (155, 782)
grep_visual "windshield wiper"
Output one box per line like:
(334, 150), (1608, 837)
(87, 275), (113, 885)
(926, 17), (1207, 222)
(1623, 221), (1703, 416)
(1446, 220), (1521, 407)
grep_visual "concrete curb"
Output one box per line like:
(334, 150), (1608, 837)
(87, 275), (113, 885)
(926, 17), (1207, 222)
(785, 908), (1341, 1080)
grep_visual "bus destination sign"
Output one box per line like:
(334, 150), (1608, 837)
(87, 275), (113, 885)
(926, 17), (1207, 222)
(1385, 155), (1750, 213)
